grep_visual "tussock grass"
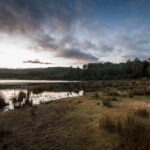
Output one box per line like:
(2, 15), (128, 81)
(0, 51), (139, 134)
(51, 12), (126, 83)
(100, 96), (118, 107)
(134, 107), (149, 118)
(0, 92), (8, 109)
(92, 92), (100, 99)
(100, 114), (150, 150)
(99, 116), (116, 133)
(0, 126), (12, 139)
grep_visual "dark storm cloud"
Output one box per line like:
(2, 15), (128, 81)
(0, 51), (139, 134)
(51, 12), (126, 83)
(23, 59), (53, 65)
(0, 0), (150, 63)
(0, 0), (74, 32)
(0, 0), (99, 63)
(57, 48), (98, 63)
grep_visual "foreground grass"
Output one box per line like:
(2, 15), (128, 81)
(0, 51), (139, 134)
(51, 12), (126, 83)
(0, 94), (150, 150)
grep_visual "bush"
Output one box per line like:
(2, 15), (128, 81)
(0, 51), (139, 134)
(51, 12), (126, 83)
(132, 88), (145, 96)
(102, 99), (112, 107)
(100, 96), (117, 107)
(92, 92), (100, 99)
(99, 116), (116, 133)
(18, 91), (26, 102)
(118, 114), (150, 150)
(0, 127), (12, 138)
(99, 114), (150, 150)
(107, 90), (119, 96)
(128, 90), (134, 98)
(135, 107), (149, 118)
(0, 93), (8, 109)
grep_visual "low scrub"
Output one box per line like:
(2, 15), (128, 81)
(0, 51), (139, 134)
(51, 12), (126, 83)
(99, 114), (150, 150)
(107, 90), (119, 96)
(101, 96), (118, 107)
(102, 99), (112, 107)
(0, 127), (12, 138)
(0, 92), (8, 109)
(99, 116), (116, 133)
(128, 90), (134, 98)
(92, 92), (100, 99)
(135, 107), (149, 118)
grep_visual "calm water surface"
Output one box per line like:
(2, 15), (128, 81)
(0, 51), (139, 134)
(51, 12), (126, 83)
(0, 80), (83, 111)
(0, 80), (80, 84)
(1, 89), (83, 111)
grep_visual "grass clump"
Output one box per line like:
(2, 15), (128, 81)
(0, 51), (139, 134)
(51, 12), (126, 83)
(0, 127), (12, 138)
(102, 99), (112, 107)
(99, 114), (150, 150)
(0, 92), (8, 109)
(128, 90), (134, 98)
(100, 96), (117, 107)
(99, 116), (116, 133)
(107, 90), (119, 96)
(92, 92), (100, 99)
(135, 107), (149, 118)
(118, 114), (150, 150)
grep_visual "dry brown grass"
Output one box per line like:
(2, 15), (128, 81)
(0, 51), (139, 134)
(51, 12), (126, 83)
(0, 93), (150, 150)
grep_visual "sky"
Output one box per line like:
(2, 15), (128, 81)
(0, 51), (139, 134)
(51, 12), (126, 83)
(0, 0), (150, 68)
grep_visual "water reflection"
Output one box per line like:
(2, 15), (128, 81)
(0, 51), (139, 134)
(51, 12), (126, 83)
(1, 89), (83, 111)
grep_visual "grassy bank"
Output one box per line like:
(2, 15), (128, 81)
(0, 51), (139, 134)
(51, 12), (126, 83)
(0, 93), (150, 150)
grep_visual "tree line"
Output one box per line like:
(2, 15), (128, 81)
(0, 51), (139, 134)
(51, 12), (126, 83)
(64, 58), (150, 80)
(0, 58), (150, 80)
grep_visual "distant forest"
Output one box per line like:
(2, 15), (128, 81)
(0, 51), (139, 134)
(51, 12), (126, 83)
(0, 58), (150, 80)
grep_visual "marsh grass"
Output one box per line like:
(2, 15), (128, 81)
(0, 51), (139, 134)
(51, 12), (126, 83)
(0, 92), (8, 109)
(102, 99), (112, 107)
(92, 92), (100, 99)
(100, 114), (150, 150)
(107, 90), (119, 96)
(99, 116), (116, 133)
(0, 126), (12, 139)
(0, 91), (150, 150)
(100, 96), (118, 107)
(135, 107), (149, 118)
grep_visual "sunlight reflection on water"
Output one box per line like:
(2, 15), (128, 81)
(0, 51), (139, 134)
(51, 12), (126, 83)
(1, 89), (83, 111)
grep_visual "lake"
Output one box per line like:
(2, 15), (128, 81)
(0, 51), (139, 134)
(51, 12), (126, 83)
(0, 80), (83, 111)
(0, 79), (80, 84)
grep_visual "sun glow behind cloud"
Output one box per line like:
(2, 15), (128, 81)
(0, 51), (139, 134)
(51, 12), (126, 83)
(0, 34), (75, 68)
(0, 0), (150, 68)
(0, 35), (50, 68)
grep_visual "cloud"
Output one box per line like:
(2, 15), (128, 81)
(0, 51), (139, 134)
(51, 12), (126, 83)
(0, 0), (100, 63)
(0, 0), (76, 34)
(0, 0), (150, 64)
(23, 59), (53, 65)
(57, 48), (98, 63)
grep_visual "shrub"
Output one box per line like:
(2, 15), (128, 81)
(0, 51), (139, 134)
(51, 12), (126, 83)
(118, 114), (150, 150)
(107, 90), (119, 96)
(93, 92), (100, 99)
(128, 90), (134, 98)
(30, 108), (36, 117)
(0, 93), (8, 109)
(111, 97), (118, 101)
(100, 96), (116, 107)
(99, 114), (150, 150)
(102, 99), (112, 107)
(32, 88), (43, 94)
(99, 116), (116, 133)
(131, 88), (145, 96)
(18, 91), (26, 102)
(135, 107), (149, 118)
(0, 127), (12, 138)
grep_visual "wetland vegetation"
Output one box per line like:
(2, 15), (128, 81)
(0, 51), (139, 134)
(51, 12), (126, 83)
(0, 79), (150, 150)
